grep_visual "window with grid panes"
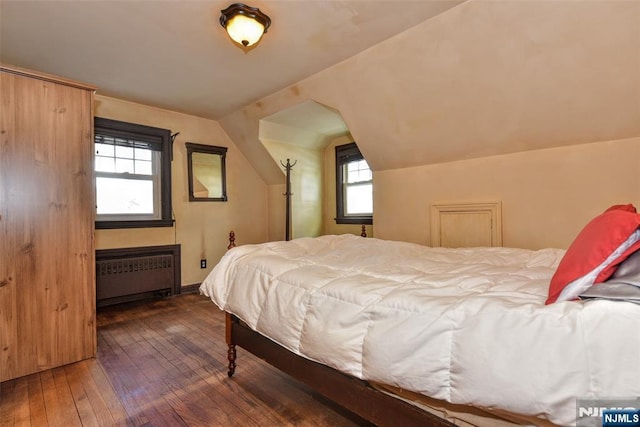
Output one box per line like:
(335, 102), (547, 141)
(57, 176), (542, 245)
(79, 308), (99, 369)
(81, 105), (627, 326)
(335, 142), (373, 225)
(94, 117), (173, 229)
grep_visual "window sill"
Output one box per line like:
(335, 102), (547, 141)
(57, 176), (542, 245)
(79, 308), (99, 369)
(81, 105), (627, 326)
(96, 219), (175, 229)
(335, 216), (372, 225)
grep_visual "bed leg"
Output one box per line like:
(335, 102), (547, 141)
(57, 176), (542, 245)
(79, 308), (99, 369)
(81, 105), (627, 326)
(227, 344), (237, 377)
(225, 312), (237, 377)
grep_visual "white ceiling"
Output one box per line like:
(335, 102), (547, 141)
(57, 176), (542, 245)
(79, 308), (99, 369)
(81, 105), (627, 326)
(5, 0), (637, 185)
(0, 0), (464, 120)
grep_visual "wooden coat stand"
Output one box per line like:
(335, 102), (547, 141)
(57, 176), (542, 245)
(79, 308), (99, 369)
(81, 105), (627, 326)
(280, 158), (296, 241)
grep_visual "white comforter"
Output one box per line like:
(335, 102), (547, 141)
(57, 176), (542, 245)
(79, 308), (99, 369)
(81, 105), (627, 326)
(200, 234), (640, 426)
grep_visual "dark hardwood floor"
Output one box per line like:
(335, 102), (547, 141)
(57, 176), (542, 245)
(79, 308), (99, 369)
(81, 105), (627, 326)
(0, 293), (372, 426)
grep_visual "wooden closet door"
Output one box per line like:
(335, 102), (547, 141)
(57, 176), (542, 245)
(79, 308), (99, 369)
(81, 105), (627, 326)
(430, 202), (503, 248)
(0, 66), (96, 382)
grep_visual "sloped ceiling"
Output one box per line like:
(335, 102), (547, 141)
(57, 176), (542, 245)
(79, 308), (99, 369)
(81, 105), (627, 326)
(220, 0), (640, 184)
(260, 101), (349, 150)
(2, 1), (638, 187)
(342, 0), (640, 171)
(0, 0), (463, 119)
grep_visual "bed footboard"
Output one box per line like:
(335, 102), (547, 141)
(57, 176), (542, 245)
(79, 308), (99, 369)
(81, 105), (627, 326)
(224, 312), (455, 427)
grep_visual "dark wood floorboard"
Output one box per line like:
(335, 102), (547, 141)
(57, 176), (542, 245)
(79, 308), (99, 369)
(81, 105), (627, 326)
(0, 293), (372, 427)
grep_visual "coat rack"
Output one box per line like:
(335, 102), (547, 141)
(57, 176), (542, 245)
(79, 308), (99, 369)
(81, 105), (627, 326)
(280, 158), (296, 241)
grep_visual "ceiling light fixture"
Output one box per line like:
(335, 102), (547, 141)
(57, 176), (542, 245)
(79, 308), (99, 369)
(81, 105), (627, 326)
(220, 3), (271, 49)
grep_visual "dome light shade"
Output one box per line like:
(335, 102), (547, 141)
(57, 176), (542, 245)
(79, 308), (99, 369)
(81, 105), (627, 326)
(220, 3), (271, 48)
(225, 14), (264, 47)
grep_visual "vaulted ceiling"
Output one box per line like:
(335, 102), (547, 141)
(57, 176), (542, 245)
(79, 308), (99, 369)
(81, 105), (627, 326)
(0, 0), (463, 119)
(2, 0), (639, 186)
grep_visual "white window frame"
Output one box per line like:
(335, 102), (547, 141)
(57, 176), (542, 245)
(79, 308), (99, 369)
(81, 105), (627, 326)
(95, 149), (162, 221)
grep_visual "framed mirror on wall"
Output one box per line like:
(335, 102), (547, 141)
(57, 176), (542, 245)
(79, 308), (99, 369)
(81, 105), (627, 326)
(186, 143), (228, 202)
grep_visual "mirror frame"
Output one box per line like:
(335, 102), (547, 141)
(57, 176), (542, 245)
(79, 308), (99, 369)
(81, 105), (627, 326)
(186, 142), (228, 202)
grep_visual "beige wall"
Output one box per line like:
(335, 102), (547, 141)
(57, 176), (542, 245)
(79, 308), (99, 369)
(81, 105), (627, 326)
(262, 139), (324, 239)
(94, 95), (268, 287)
(267, 184), (286, 242)
(374, 137), (640, 250)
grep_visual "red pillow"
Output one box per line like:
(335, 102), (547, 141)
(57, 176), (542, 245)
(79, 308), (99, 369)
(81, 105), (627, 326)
(546, 206), (640, 304)
(605, 204), (637, 213)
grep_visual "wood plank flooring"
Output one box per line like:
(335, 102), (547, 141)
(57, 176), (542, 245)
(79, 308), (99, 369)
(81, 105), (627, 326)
(0, 293), (371, 426)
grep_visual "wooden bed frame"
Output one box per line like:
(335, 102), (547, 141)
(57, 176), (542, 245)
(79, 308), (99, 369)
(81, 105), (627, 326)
(222, 229), (456, 427)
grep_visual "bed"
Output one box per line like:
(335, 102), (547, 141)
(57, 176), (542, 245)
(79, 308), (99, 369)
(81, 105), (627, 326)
(200, 207), (640, 427)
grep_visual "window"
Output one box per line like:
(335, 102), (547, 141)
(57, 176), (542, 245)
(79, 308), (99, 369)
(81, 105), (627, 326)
(335, 142), (373, 225)
(94, 117), (173, 229)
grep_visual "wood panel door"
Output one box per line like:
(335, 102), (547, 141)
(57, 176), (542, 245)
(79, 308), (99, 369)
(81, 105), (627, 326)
(0, 65), (96, 382)
(430, 202), (502, 248)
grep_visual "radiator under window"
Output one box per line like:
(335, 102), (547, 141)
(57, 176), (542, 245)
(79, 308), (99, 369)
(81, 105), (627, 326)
(96, 244), (181, 306)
